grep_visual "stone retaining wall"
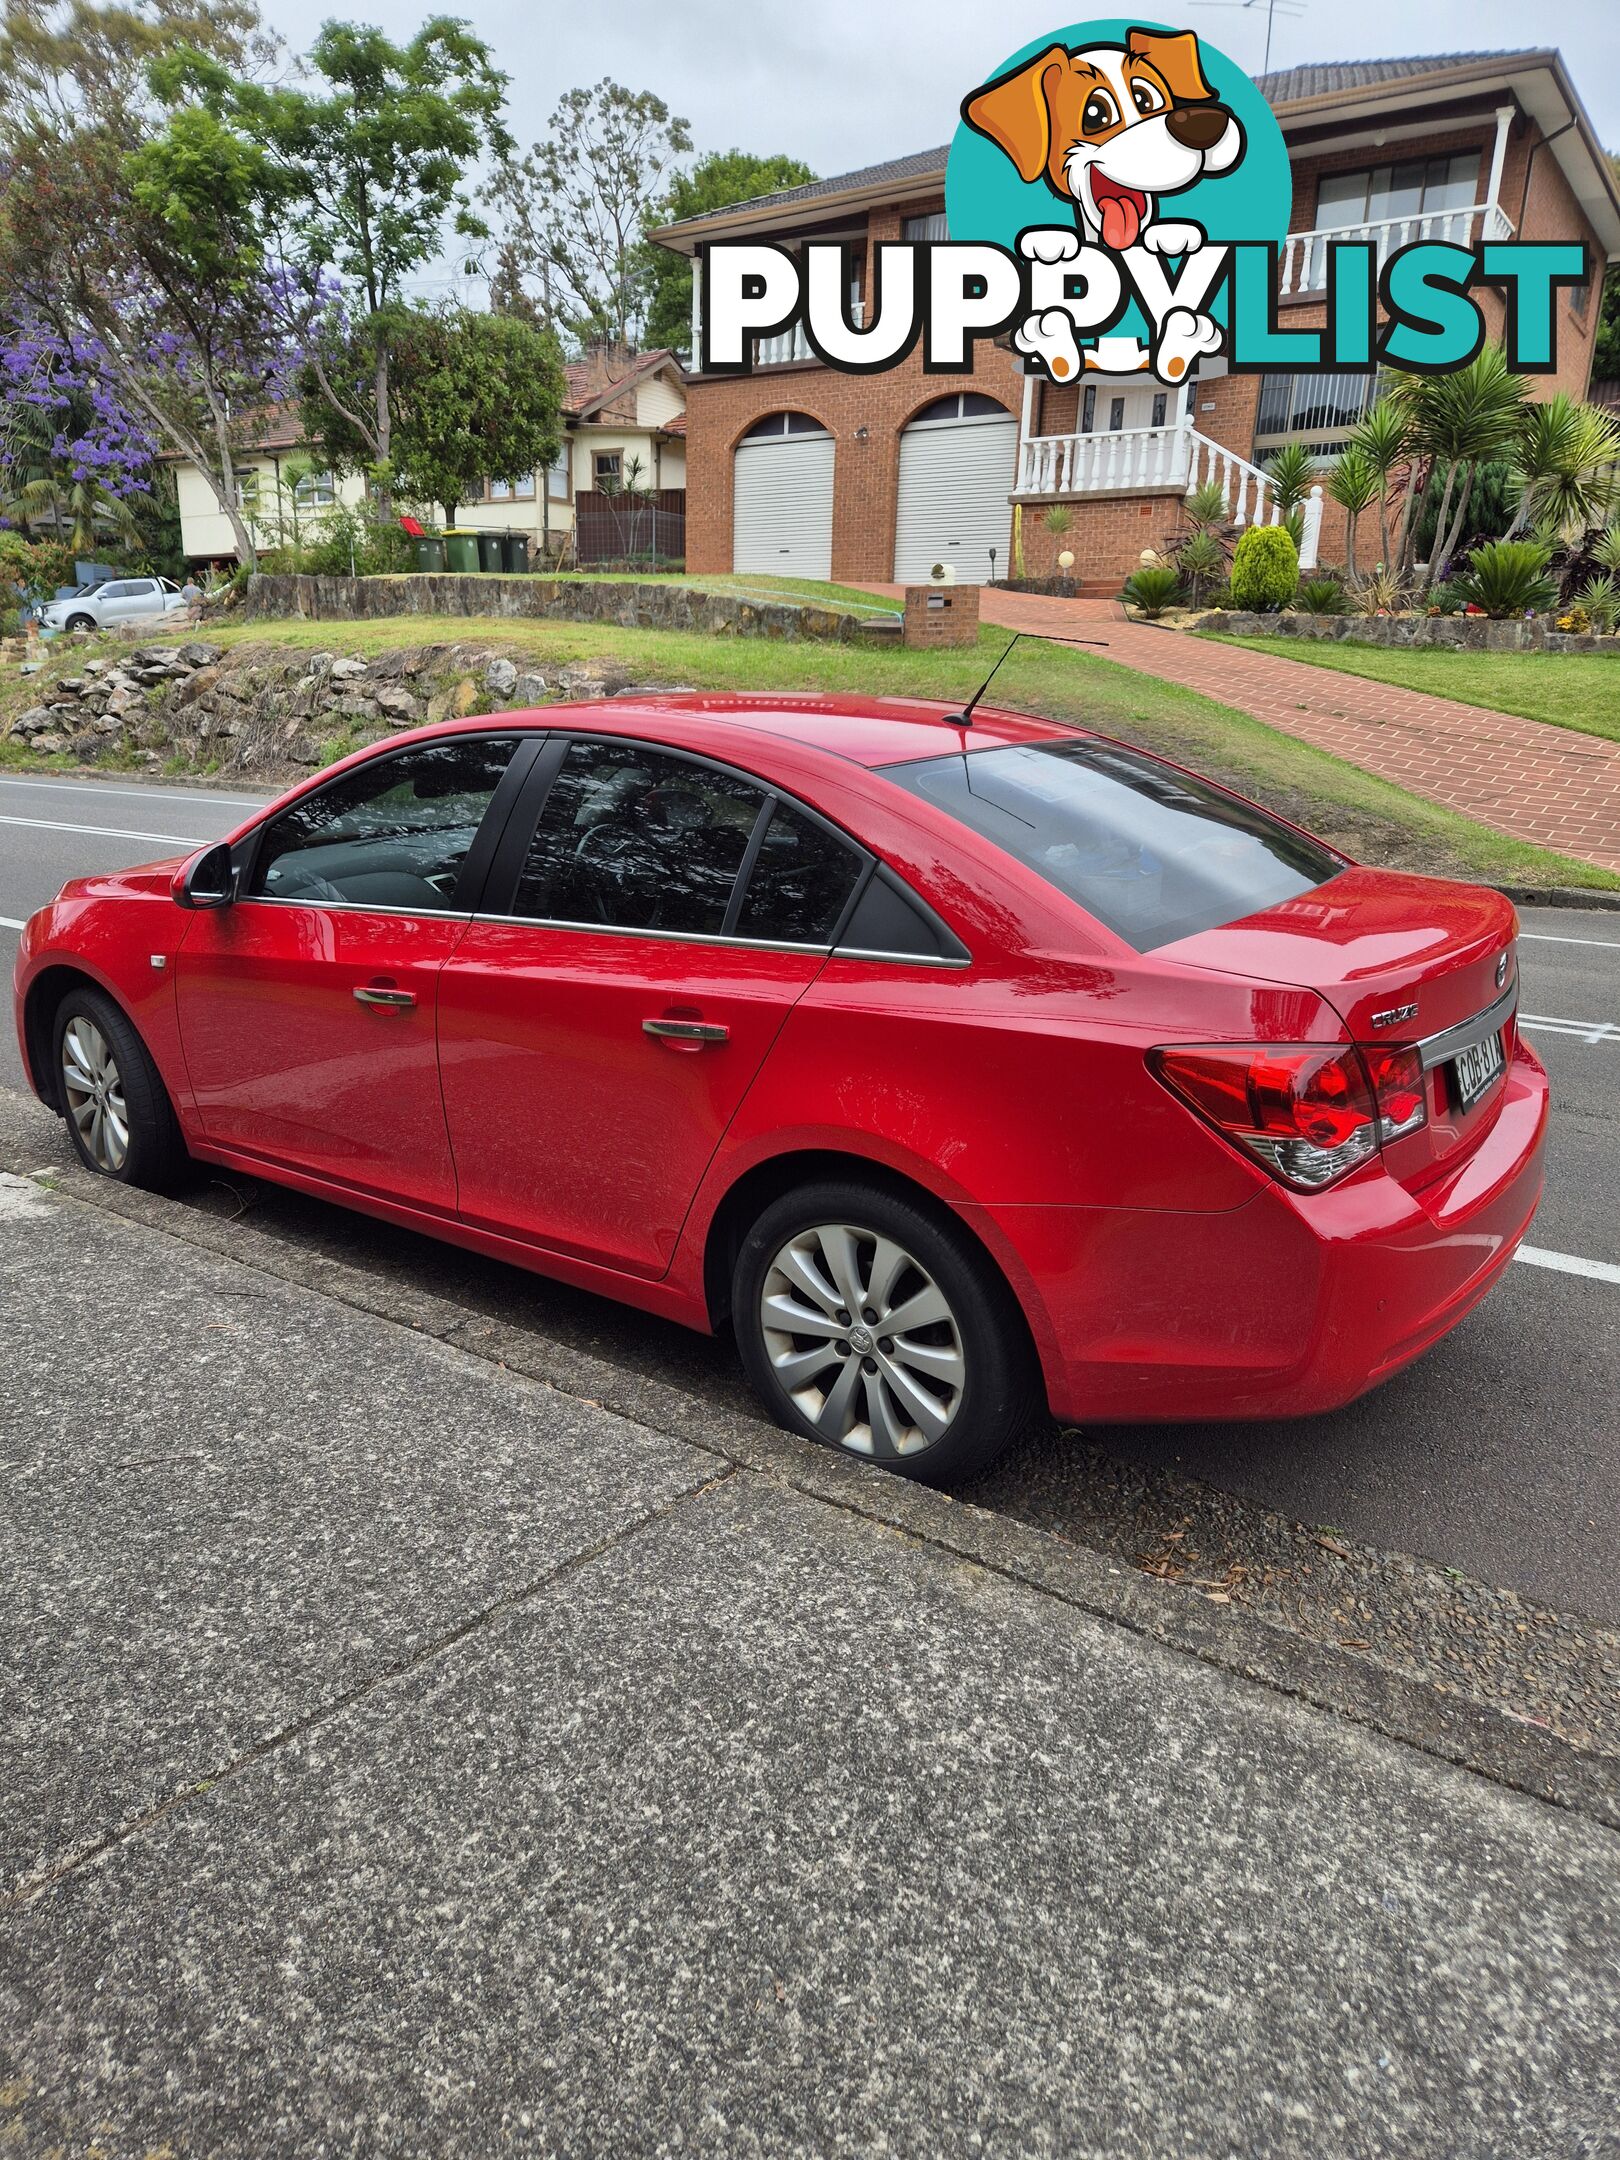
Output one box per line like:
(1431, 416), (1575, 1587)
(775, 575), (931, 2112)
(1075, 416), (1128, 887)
(244, 573), (891, 644)
(1192, 610), (1620, 655)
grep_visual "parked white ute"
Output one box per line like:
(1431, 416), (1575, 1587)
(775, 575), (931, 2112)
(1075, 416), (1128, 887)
(39, 577), (188, 634)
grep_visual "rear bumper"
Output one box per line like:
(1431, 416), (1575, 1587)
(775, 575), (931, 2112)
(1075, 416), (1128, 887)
(973, 1045), (1549, 1425)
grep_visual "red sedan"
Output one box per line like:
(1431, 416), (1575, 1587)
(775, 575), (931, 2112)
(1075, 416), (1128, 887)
(13, 694), (1547, 1481)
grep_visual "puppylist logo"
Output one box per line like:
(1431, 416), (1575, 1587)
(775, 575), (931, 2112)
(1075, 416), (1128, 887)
(699, 19), (1589, 385)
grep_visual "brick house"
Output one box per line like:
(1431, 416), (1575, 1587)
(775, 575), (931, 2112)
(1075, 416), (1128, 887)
(654, 50), (1620, 589)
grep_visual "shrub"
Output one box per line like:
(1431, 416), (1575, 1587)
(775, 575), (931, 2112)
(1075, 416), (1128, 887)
(1230, 524), (1299, 611)
(1357, 565), (1403, 616)
(1184, 479), (1230, 532)
(1295, 576), (1345, 615)
(1428, 582), (1466, 615)
(1452, 538), (1559, 618)
(1121, 564), (1183, 617)
(1573, 572), (1620, 633)
(1042, 504), (1072, 536)
(1174, 527), (1226, 606)
(303, 509), (419, 579)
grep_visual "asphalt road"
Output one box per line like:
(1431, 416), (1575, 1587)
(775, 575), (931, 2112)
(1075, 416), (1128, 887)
(3, 766), (1617, 1625)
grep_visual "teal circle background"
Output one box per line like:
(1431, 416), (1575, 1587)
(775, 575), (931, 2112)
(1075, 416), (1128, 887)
(944, 20), (1291, 345)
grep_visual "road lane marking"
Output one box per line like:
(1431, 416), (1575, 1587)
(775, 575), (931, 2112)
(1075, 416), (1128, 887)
(1518, 1013), (1620, 1046)
(0, 814), (201, 846)
(0, 915), (25, 930)
(0, 776), (266, 811)
(1515, 1246), (1620, 1285)
(1520, 931), (1620, 950)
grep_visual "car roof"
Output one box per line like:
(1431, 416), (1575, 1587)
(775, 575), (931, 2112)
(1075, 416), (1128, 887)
(433, 692), (1074, 769)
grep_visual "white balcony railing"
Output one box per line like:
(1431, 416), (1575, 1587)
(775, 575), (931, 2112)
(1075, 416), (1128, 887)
(1279, 201), (1514, 296)
(1015, 422), (1285, 530)
(755, 298), (864, 366)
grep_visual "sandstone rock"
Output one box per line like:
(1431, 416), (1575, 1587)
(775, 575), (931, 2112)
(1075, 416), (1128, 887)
(330, 655), (368, 681)
(558, 660), (633, 699)
(173, 666), (222, 708)
(179, 643), (223, 667)
(286, 733), (325, 764)
(373, 687), (421, 721)
(484, 657), (518, 698)
(56, 677), (87, 695)
(513, 672), (549, 705)
(30, 732), (64, 753)
(15, 706), (54, 733)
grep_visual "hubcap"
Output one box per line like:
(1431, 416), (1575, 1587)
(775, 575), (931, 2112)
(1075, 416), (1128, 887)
(759, 1223), (965, 1458)
(61, 1016), (129, 1173)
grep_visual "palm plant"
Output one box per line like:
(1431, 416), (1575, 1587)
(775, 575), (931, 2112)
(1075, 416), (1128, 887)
(1574, 571), (1620, 633)
(1345, 397), (1413, 569)
(1175, 527), (1226, 606)
(1592, 524), (1620, 575)
(1506, 396), (1620, 541)
(1264, 442), (1314, 522)
(1394, 346), (1533, 586)
(2, 470), (140, 553)
(1452, 537), (1559, 618)
(1324, 444), (1380, 584)
(1043, 503), (1073, 538)
(1184, 479), (1230, 532)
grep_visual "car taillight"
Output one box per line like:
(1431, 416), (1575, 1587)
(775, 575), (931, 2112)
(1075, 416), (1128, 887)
(1150, 1040), (1425, 1192)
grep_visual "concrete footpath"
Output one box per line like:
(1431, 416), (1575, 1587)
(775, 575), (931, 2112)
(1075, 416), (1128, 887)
(3, 1168), (1619, 2158)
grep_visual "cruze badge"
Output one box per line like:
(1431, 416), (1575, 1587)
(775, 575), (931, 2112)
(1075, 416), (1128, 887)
(1370, 1002), (1419, 1030)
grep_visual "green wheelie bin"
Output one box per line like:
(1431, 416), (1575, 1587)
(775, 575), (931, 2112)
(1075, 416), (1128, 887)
(444, 531), (480, 574)
(413, 534), (446, 572)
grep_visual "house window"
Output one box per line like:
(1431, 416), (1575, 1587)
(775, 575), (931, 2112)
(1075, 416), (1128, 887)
(1081, 385), (1096, 433)
(1254, 370), (1380, 457)
(1568, 281), (1592, 322)
(1151, 393), (1168, 427)
(1314, 152), (1481, 233)
(1108, 397), (1125, 432)
(742, 411), (828, 439)
(909, 392), (1009, 423)
(487, 474), (536, 501)
(233, 470), (260, 512)
(593, 452), (622, 485)
(293, 469), (335, 507)
(902, 211), (949, 242)
(546, 450), (570, 499)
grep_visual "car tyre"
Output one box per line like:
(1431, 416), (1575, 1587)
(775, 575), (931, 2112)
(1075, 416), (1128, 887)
(53, 987), (190, 1191)
(65, 612), (95, 632)
(732, 1179), (1038, 1485)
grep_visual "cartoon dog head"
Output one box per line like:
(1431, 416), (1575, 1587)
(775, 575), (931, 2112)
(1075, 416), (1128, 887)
(963, 28), (1244, 250)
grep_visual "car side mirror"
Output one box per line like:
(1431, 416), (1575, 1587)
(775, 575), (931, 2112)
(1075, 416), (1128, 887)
(173, 841), (236, 910)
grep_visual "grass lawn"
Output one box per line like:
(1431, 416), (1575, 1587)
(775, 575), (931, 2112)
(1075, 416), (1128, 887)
(459, 569), (902, 618)
(1207, 633), (1620, 746)
(152, 611), (1618, 892)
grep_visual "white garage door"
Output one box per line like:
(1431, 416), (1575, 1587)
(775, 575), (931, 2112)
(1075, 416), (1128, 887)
(894, 394), (1017, 584)
(733, 415), (835, 580)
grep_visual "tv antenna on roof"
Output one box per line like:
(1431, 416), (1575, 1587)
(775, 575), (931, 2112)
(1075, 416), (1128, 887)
(1188, 0), (1306, 77)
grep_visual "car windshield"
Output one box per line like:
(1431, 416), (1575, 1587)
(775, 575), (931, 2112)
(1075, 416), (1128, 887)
(886, 739), (1344, 951)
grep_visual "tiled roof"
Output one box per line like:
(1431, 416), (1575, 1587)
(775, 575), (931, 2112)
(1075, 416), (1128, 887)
(562, 347), (682, 418)
(1254, 51), (1533, 104)
(659, 50), (1546, 231)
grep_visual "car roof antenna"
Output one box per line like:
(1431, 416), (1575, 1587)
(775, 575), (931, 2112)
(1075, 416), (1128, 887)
(946, 628), (1112, 728)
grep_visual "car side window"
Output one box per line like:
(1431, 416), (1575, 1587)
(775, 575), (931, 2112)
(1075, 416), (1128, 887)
(733, 798), (864, 945)
(513, 739), (765, 937)
(248, 736), (517, 910)
(98, 582), (130, 599)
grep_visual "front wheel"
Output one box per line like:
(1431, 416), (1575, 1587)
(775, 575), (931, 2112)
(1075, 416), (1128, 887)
(732, 1180), (1037, 1484)
(53, 987), (190, 1190)
(65, 612), (95, 632)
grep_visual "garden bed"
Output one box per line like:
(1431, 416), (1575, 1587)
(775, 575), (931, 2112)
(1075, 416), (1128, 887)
(1183, 610), (1620, 655)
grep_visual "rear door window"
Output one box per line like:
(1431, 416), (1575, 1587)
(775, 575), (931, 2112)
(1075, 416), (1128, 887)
(513, 739), (766, 936)
(886, 740), (1343, 950)
(733, 798), (864, 946)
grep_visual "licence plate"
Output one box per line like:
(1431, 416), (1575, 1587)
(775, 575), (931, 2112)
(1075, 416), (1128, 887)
(1451, 1029), (1505, 1111)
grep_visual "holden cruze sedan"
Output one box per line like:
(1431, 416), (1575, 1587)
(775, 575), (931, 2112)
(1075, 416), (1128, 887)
(12, 694), (1547, 1481)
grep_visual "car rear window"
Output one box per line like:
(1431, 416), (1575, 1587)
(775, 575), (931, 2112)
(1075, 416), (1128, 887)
(885, 740), (1343, 951)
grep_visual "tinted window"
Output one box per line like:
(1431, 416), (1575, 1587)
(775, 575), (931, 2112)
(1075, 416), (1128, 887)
(250, 737), (516, 909)
(514, 740), (764, 936)
(734, 799), (863, 945)
(836, 867), (965, 962)
(886, 741), (1343, 951)
(98, 582), (132, 599)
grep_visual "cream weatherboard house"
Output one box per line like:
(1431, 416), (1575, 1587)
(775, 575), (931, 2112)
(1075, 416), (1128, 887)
(171, 348), (687, 567)
(654, 49), (1620, 589)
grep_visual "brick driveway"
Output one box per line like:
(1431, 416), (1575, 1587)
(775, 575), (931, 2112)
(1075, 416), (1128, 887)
(863, 584), (1620, 875)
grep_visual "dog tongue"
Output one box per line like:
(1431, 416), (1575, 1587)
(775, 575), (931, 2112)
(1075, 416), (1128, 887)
(1100, 193), (1141, 250)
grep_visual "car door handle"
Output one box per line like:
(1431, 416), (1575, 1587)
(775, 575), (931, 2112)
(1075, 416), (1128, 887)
(642, 1017), (728, 1044)
(354, 985), (416, 1010)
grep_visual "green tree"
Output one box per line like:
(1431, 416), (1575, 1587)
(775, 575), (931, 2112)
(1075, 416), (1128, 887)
(0, 0), (273, 144)
(155, 18), (511, 511)
(491, 79), (691, 352)
(1505, 393), (1620, 539)
(642, 148), (814, 354)
(1390, 345), (1532, 584)
(1324, 442), (1380, 582)
(383, 306), (565, 529)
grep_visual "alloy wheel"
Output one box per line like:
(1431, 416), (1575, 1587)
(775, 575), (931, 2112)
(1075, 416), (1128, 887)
(61, 1015), (129, 1173)
(759, 1222), (966, 1458)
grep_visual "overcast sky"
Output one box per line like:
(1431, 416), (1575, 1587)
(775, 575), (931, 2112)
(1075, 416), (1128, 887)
(262, 0), (1620, 174)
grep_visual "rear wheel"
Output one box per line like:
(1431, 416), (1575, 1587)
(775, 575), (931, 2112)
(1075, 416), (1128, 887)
(732, 1180), (1036, 1484)
(53, 987), (190, 1190)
